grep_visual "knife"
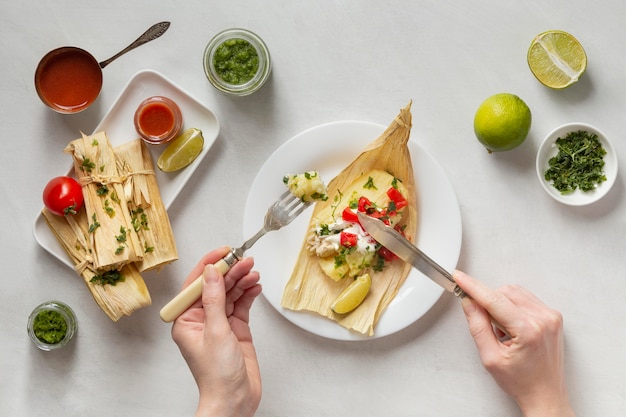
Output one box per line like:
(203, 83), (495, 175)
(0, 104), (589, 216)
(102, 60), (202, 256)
(357, 212), (510, 339)
(357, 211), (466, 298)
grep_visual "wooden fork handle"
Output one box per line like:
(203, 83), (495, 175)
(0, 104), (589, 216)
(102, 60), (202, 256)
(159, 257), (233, 322)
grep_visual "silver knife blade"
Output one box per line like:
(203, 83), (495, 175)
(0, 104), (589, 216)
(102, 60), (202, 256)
(357, 212), (466, 298)
(358, 212), (511, 339)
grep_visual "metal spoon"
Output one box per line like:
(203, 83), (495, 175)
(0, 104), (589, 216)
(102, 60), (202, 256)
(99, 21), (170, 69)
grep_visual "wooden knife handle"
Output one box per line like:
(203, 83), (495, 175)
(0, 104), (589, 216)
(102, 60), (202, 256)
(159, 256), (234, 323)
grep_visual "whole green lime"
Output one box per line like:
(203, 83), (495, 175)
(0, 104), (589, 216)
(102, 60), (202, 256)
(473, 93), (532, 153)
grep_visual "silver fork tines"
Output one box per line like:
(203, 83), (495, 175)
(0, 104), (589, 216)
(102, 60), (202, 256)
(232, 190), (311, 260)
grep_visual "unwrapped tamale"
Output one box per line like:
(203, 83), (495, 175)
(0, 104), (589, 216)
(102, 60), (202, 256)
(281, 102), (417, 336)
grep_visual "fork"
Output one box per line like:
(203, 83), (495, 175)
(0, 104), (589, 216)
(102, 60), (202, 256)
(160, 190), (311, 322)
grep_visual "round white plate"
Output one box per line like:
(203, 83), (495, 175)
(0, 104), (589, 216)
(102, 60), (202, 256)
(243, 121), (462, 340)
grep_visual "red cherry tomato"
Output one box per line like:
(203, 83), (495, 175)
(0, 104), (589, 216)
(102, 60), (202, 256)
(342, 206), (359, 222)
(387, 187), (408, 210)
(43, 176), (84, 216)
(340, 231), (358, 247)
(357, 196), (372, 212)
(378, 246), (397, 261)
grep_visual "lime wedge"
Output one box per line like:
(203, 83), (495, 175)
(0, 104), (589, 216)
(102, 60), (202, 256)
(331, 273), (371, 314)
(527, 30), (587, 89)
(157, 128), (204, 172)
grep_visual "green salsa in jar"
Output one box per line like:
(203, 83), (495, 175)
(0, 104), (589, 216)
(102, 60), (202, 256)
(204, 28), (271, 96)
(33, 309), (68, 344)
(27, 301), (77, 351)
(213, 38), (259, 85)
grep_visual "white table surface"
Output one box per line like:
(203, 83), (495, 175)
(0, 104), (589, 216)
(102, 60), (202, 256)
(2, 0), (624, 416)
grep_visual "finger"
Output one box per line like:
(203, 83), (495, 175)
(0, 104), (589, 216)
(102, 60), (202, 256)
(201, 264), (231, 336)
(225, 271), (261, 315)
(460, 295), (500, 350)
(229, 285), (263, 342)
(231, 284), (262, 324)
(180, 246), (231, 289)
(454, 270), (519, 329)
(498, 284), (563, 333)
(499, 284), (548, 311)
(223, 256), (255, 293)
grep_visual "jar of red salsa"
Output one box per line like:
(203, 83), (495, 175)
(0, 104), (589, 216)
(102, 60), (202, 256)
(134, 96), (183, 145)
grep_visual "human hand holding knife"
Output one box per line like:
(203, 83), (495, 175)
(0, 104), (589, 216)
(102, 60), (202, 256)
(357, 212), (510, 340)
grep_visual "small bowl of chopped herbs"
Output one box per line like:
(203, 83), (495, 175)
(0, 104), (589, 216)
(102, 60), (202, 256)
(536, 123), (618, 206)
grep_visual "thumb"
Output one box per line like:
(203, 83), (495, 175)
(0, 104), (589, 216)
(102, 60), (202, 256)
(201, 264), (229, 331)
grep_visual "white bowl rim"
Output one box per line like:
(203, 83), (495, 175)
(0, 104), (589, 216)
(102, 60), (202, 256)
(536, 122), (618, 206)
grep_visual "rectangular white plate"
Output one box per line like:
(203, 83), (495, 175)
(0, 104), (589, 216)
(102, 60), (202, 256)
(33, 69), (220, 268)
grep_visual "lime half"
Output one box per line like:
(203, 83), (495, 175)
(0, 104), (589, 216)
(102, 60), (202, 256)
(527, 30), (587, 89)
(157, 128), (204, 172)
(331, 273), (371, 314)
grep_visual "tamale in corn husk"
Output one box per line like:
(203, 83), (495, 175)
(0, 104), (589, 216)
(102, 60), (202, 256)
(41, 207), (151, 322)
(115, 139), (178, 272)
(281, 102), (417, 336)
(64, 132), (143, 270)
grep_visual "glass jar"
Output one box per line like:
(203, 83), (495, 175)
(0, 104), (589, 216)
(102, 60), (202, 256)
(203, 28), (272, 96)
(27, 301), (77, 351)
(134, 96), (183, 145)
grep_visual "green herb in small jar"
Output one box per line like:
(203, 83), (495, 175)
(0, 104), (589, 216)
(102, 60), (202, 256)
(33, 310), (67, 343)
(213, 38), (259, 85)
(27, 301), (77, 351)
(544, 130), (607, 194)
(203, 28), (271, 96)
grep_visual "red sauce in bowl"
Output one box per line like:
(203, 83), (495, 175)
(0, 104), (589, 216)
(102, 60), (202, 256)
(35, 47), (103, 113)
(134, 96), (183, 144)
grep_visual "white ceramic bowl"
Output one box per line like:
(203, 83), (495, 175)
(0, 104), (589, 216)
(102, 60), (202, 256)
(536, 122), (618, 206)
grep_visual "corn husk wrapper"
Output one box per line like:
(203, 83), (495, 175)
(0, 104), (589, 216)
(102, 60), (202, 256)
(281, 102), (417, 336)
(64, 132), (143, 270)
(41, 207), (151, 322)
(115, 139), (178, 272)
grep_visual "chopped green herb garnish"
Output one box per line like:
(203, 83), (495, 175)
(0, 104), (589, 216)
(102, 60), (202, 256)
(114, 227), (128, 255)
(96, 184), (109, 196)
(330, 190), (344, 218)
(104, 200), (115, 218)
(363, 176), (377, 190)
(90, 270), (125, 286)
(131, 208), (149, 232)
(115, 226), (127, 243)
(81, 158), (96, 173)
(88, 213), (100, 233)
(372, 253), (386, 272)
(311, 192), (328, 201)
(544, 130), (607, 194)
(318, 224), (332, 236)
